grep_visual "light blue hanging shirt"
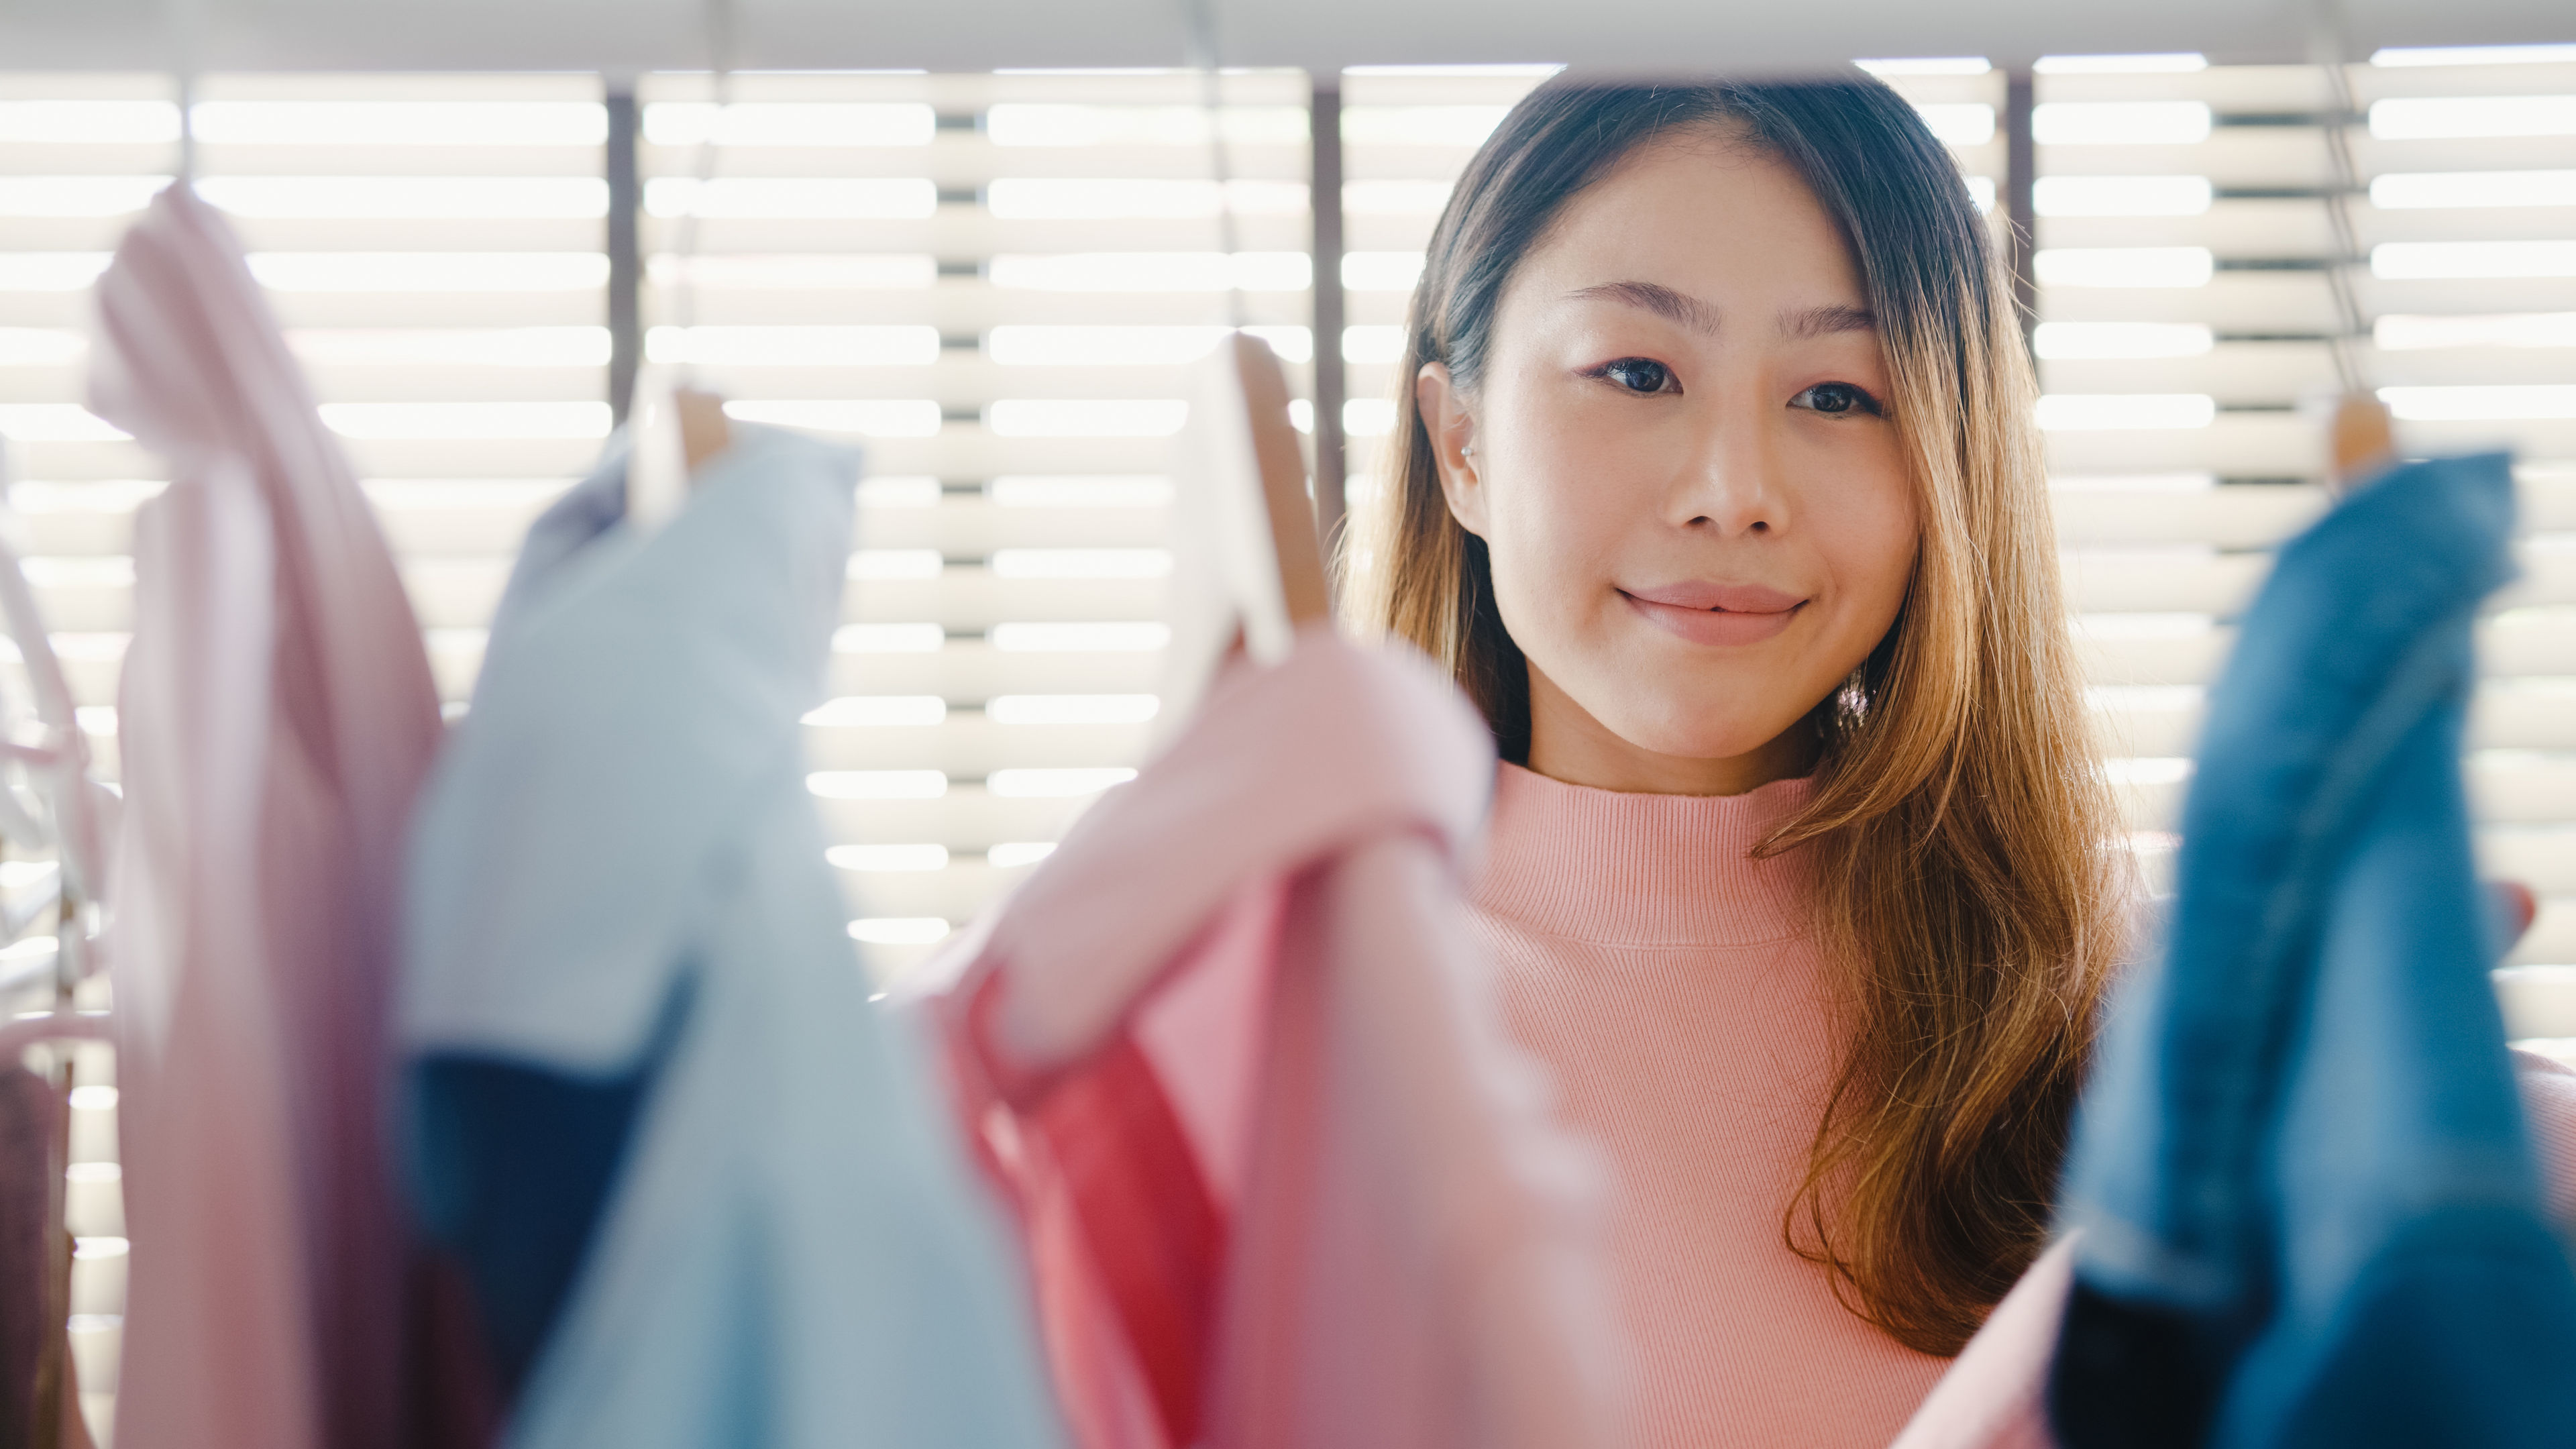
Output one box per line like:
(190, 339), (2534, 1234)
(398, 425), (1063, 1449)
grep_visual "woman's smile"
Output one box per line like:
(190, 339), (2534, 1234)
(1617, 581), (1807, 646)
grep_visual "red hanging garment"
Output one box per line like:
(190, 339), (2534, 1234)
(930, 628), (1626, 1449)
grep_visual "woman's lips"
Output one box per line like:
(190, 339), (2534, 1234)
(1619, 583), (1807, 646)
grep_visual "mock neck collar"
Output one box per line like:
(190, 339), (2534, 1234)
(1470, 761), (1816, 948)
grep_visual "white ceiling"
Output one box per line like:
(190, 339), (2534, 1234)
(0, 0), (2568, 76)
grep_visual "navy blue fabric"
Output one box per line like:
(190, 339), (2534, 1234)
(408, 1055), (649, 1398)
(402, 445), (661, 1401)
(2051, 454), (2576, 1448)
(407, 977), (691, 1399)
(396, 425), (1060, 1449)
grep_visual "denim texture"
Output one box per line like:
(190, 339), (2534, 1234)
(2051, 454), (2576, 1446)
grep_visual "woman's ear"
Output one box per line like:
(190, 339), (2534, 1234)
(1415, 362), (1487, 537)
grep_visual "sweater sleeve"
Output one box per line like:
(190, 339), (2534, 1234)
(2511, 1048), (2576, 1230)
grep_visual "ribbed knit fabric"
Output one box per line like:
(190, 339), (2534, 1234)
(1468, 763), (1946, 1449)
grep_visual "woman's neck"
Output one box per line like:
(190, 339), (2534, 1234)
(1523, 665), (1818, 797)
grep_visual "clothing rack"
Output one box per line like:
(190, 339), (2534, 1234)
(0, 439), (113, 1449)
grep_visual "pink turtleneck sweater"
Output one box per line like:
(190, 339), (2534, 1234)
(1466, 763), (1946, 1449)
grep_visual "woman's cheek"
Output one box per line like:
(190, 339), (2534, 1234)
(1484, 476), (1625, 672)
(1484, 478), (1596, 659)
(1805, 425), (1915, 562)
(1483, 396), (1611, 578)
(1830, 482), (1921, 650)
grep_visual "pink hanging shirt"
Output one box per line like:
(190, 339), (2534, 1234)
(89, 186), (458, 1449)
(931, 629), (1626, 1449)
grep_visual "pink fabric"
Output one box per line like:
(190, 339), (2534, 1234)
(1469, 763), (1947, 1448)
(2512, 1049), (2576, 1228)
(1883, 1240), (2076, 1449)
(89, 186), (451, 1449)
(932, 627), (1623, 1449)
(1473, 760), (2576, 1448)
(1888, 1053), (2576, 1449)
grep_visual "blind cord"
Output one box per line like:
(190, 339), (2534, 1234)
(2312, 0), (2371, 396)
(1182, 0), (1247, 331)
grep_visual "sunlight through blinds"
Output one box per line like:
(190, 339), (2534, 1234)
(632, 68), (1315, 979)
(0, 68), (614, 1440)
(0, 69), (612, 767)
(2020, 48), (2576, 1044)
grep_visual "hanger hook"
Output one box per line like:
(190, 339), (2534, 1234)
(669, 0), (739, 343)
(168, 0), (202, 186)
(1179, 0), (1246, 331)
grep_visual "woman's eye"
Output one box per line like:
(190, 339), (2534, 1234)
(1791, 381), (1884, 417)
(1598, 358), (1674, 395)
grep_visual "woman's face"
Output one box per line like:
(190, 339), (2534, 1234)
(1418, 131), (1920, 795)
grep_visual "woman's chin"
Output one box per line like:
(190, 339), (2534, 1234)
(1598, 712), (1803, 769)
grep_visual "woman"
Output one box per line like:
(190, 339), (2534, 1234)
(1344, 76), (2122, 1445)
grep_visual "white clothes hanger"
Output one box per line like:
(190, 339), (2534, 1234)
(1157, 337), (1330, 733)
(168, 0), (201, 191)
(625, 372), (731, 532)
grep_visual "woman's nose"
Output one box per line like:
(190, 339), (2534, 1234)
(1669, 398), (1788, 537)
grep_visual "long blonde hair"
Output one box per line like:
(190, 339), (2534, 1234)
(1342, 77), (2126, 1356)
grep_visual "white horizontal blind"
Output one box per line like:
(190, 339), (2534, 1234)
(2016, 51), (2576, 1050)
(0, 68), (1315, 987)
(1336, 65), (1553, 498)
(0, 70), (613, 743)
(0, 73), (169, 1445)
(0, 68), (614, 1444)
(631, 68), (1316, 979)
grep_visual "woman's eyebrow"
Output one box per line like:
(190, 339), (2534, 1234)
(1566, 285), (1875, 343)
(1778, 304), (1876, 339)
(1565, 280), (1723, 337)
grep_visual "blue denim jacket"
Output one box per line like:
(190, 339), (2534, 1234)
(2051, 454), (2576, 1447)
